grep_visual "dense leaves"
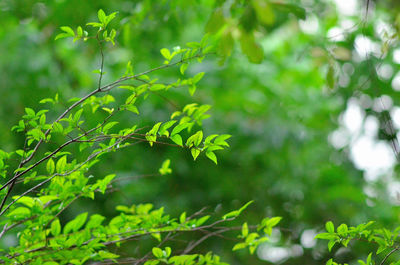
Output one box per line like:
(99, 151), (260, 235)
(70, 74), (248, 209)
(1, 0), (400, 264)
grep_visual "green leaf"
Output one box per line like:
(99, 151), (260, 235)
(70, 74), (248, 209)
(180, 212), (186, 223)
(239, 31), (264, 64)
(52, 122), (63, 133)
(180, 63), (188, 75)
(8, 207), (31, 219)
(98, 9), (106, 24)
(97, 174), (116, 194)
(219, 29), (234, 59)
(77, 26), (83, 37)
(98, 250), (120, 260)
(222, 201), (254, 220)
(315, 233), (337, 240)
(328, 240), (336, 252)
(251, 0), (275, 25)
(193, 72), (205, 84)
(56, 156), (67, 174)
(144, 261), (160, 265)
(60, 26), (75, 36)
(232, 242), (247, 251)
(159, 159), (172, 175)
(189, 85), (196, 96)
(150, 84), (166, 91)
(266, 217), (282, 227)
(242, 222), (249, 237)
(170, 134), (183, 146)
(64, 212), (88, 234)
(196, 215), (210, 226)
(191, 148), (201, 161)
(206, 151), (217, 164)
(55, 33), (71, 40)
(103, 122), (119, 133)
(205, 8), (225, 34)
(325, 221), (335, 233)
(214, 135), (231, 146)
(51, 219), (61, 236)
(86, 214), (105, 229)
(159, 120), (177, 137)
(12, 196), (34, 208)
(152, 247), (164, 258)
(186, 131), (203, 147)
(46, 158), (55, 175)
(171, 123), (191, 136)
(327, 64), (335, 89)
(125, 105), (139, 114)
(160, 48), (172, 61)
(271, 3), (306, 20)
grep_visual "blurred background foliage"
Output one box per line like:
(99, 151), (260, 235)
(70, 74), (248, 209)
(1, 0), (400, 264)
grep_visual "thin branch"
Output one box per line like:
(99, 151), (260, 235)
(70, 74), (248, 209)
(380, 247), (399, 265)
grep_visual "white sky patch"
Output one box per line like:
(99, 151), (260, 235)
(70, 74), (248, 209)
(350, 136), (395, 181)
(375, 20), (395, 40)
(300, 230), (317, 248)
(376, 64), (394, 80)
(341, 19), (357, 32)
(327, 27), (345, 42)
(387, 181), (400, 205)
(392, 73), (400, 91)
(334, 0), (358, 16)
(291, 245), (304, 257)
(391, 107), (400, 129)
(342, 98), (364, 134)
(332, 99), (396, 182)
(393, 49), (400, 64)
(372, 95), (393, 112)
(329, 128), (350, 149)
(354, 35), (381, 59)
(258, 246), (290, 263)
(363, 116), (378, 137)
(299, 14), (319, 34)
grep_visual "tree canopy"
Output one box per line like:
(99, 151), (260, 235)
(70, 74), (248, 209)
(1, 0), (400, 264)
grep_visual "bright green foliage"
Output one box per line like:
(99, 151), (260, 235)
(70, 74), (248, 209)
(0, 8), (281, 265)
(316, 221), (400, 264)
(2, 1), (400, 264)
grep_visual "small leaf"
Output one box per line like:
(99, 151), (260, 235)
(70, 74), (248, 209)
(152, 247), (164, 259)
(98, 9), (106, 24)
(46, 158), (55, 175)
(160, 48), (172, 61)
(86, 214), (105, 229)
(51, 219), (61, 236)
(251, 0), (275, 25)
(327, 64), (335, 89)
(191, 148), (201, 161)
(239, 31), (264, 64)
(232, 242), (247, 251)
(326, 221), (335, 233)
(180, 212), (186, 223)
(60, 26), (75, 36)
(205, 8), (225, 34)
(125, 105), (139, 114)
(193, 72), (205, 84)
(242, 222), (249, 237)
(159, 159), (172, 175)
(170, 134), (183, 146)
(56, 156), (67, 174)
(171, 123), (191, 136)
(206, 151), (217, 164)
(180, 63), (188, 75)
(196, 215), (210, 226)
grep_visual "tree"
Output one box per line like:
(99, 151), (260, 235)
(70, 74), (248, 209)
(2, 0), (400, 264)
